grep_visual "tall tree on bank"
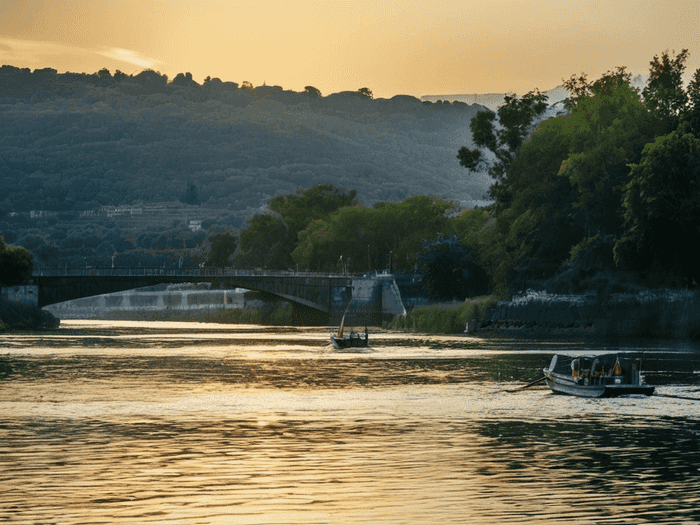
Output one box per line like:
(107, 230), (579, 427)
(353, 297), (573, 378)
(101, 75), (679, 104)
(614, 50), (700, 285)
(615, 129), (700, 286)
(0, 235), (33, 285)
(642, 49), (690, 132)
(456, 54), (700, 294)
(457, 90), (548, 211)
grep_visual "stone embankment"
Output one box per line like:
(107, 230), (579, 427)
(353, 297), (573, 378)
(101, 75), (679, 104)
(478, 289), (700, 339)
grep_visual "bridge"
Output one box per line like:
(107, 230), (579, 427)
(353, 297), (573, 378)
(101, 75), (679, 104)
(31, 268), (407, 325)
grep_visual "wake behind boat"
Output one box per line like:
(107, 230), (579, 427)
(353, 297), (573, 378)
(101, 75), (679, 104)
(544, 353), (655, 398)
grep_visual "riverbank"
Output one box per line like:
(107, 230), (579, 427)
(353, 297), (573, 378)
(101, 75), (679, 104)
(0, 296), (60, 332)
(390, 289), (700, 340)
(389, 296), (498, 334)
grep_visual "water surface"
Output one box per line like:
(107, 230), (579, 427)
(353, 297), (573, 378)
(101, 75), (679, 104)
(2, 321), (699, 524)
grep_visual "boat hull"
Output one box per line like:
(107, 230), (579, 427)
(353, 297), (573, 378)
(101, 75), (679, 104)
(543, 354), (655, 398)
(544, 373), (655, 398)
(330, 334), (369, 350)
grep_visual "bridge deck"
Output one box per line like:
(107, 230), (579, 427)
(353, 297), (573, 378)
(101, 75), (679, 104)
(33, 268), (356, 319)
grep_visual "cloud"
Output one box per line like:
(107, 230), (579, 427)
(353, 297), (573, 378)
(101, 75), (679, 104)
(96, 48), (162, 69)
(0, 37), (89, 60)
(0, 37), (161, 71)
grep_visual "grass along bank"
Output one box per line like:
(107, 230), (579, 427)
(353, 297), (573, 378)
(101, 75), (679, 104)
(390, 296), (498, 334)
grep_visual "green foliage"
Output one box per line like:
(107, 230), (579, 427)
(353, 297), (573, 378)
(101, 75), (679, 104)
(268, 184), (358, 234)
(616, 128), (700, 284)
(0, 296), (59, 331)
(235, 214), (292, 269)
(452, 209), (511, 298)
(0, 234), (33, 285)
(418, 237), (489, 301)
(304, 86), (322, 97)
(292, 195), (457, 272)
(0, 64), (486, 232)
(457, 90), (548, 185)
(458, 51), (700, 294)
(235, 185), (357, 269)
(685, 68), (700, 135)
(391, 296), (497, 334)
(642, 49), (690, 129)
(206, 230), (238, 267)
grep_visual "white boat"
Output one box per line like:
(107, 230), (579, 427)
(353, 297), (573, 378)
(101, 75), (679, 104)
(544, 354), (655, 398)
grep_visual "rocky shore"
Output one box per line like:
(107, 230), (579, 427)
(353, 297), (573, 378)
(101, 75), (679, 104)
(477, 289), (700, 340)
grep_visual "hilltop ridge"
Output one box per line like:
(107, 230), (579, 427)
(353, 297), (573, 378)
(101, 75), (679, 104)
(0, 65), (494, 225)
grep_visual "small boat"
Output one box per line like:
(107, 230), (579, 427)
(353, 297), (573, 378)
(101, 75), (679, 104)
(330, 314), (369, 349)
(544, 354), (655, 398)
(330, 330), (369, 349)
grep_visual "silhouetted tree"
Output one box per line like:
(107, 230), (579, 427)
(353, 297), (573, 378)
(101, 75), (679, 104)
(457, 90), (548, 201)
(643, 49), (690, 131)
(358, 87), (373, 99)
(172, 72), (198, 87)
(304, 86), (322, 97)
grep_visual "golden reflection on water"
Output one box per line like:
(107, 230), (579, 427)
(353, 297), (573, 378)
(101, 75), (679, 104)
(1, 320), (700, 524)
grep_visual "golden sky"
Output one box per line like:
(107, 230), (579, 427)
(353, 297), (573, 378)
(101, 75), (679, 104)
(2, 0), (698, 98)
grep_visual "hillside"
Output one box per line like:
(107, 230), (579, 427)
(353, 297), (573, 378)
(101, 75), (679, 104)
(0, 66), (492, 228)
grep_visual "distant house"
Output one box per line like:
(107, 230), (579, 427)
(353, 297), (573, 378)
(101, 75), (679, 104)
(188, 220), (202, 232)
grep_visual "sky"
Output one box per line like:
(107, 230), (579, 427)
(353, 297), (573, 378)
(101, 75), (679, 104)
(1, 0), (699, 99)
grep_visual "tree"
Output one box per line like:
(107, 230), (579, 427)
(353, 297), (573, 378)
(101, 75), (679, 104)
(292, 195), (458, 273)
(684, 68), (700, 135)
(358, 87), (373, 99)
(235, 214), (292, 269)
(180, 180), (199, 205)
(615, 128), (700, 284)
(206, 231), (238, 267)
(457, 90), (548, 201)
(304, 86), (322, 98)
(642, 49), (689, 130)
(172, 72), (198, 87)
(268, 184), (358, 234)
(418, 236), (488, 301)
(0, 234), (33, 285)
(241, 80), (254, 90)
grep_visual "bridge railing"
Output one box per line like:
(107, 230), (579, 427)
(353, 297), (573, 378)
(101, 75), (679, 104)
(33, 267), (360, 279)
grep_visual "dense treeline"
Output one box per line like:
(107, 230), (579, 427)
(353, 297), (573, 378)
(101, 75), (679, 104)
(5, 51), (698, 301)
(1, 63), (490, 272)
(233, 184), (491, 301)
(0, 64), (488, 217)
(458, 49), (700, 294)
(234, 50), (700, 300)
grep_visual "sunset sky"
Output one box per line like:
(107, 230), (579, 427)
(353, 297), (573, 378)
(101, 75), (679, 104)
(2, 0), (698, 99)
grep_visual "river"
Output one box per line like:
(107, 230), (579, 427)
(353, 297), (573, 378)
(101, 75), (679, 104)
(2, 320), (699, 524)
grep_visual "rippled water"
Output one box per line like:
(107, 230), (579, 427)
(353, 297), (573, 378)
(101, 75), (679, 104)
(2, 321), (700, 524)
